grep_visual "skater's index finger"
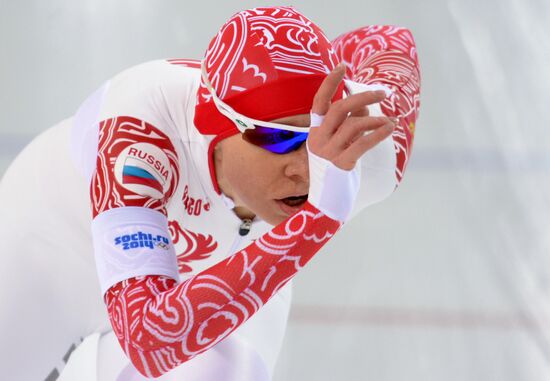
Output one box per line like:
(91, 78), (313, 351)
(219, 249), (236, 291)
(311, 63), (346, 116)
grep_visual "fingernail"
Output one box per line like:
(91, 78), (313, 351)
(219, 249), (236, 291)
(335, 63), (346, 71)
(375, 90), (386, 97)
(389, 117), (399, 124)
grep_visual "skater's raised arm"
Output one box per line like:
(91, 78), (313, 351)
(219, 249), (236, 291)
(332, 26), (421, 215)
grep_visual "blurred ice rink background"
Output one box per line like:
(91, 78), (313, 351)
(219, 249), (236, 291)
(1, 0), (549, 380)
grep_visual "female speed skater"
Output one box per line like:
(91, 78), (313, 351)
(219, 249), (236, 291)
(0, 6), (420, 380)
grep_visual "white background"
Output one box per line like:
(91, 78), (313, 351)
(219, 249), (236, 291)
(1, 0), (550, 380)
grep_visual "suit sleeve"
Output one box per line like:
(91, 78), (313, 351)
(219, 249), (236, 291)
(104, 202), (341, 377)
(332, 25), (421, 190)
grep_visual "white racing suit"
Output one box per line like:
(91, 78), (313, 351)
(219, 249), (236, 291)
(0, 26), (419, 380)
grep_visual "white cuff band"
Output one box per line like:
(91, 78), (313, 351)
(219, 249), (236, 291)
(307, 147), (360, 222)
(306, 112), (360, 222)
(309, 112), (325, 127)
(91, 207), (180, 294)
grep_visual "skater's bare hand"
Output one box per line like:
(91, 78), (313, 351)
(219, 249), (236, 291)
(307, 64), (395, 171)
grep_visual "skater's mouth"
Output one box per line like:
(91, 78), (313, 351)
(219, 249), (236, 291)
(280, 194), (308, 207)
(276, 194), (309, 215)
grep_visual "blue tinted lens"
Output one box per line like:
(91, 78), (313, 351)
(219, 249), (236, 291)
(243, 125), (308, 154)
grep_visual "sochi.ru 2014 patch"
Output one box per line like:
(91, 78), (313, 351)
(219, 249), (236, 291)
(114, 142), (171, 199)
(114, 231), (171, 250)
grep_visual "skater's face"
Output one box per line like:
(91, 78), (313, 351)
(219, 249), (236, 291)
(214, 113), (311, 226)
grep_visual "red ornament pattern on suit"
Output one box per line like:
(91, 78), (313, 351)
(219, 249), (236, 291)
(168, 220), (218, 273)
(332, 25), (421, 182)
(91, 116), (180, 218)
(105, 203), (341, 377)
